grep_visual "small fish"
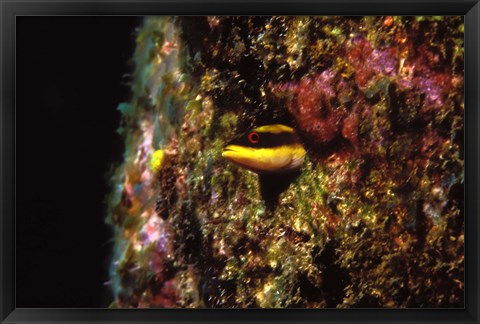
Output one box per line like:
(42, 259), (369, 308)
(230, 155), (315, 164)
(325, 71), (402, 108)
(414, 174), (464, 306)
(222, 124), (306, 174)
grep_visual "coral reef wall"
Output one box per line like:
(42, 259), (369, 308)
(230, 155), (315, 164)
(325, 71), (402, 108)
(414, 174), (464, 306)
(107, 16), (464, 308)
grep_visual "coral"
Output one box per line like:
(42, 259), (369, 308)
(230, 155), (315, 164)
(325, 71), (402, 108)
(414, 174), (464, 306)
(106, 16), (464, 308)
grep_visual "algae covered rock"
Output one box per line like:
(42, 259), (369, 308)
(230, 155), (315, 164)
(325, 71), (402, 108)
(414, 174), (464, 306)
(106, 16), (464, 308)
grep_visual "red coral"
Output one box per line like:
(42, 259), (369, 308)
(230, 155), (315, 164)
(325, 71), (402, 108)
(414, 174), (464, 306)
(347, 37), (398, 89)
(271, 69), (346, 145)
(346, 35), (459, 116)
(397, 44), (458, 114)
(271, 35), (461, 160)
(342, 110), (359, 149)
(347, 37), (374, 88)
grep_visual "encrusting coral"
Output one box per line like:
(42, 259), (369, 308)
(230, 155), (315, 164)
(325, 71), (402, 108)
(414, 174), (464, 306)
(106, 16), (464, 308)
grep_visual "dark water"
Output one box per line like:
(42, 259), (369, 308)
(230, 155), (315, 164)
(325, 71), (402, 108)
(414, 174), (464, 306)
(16, 16), (139, 308)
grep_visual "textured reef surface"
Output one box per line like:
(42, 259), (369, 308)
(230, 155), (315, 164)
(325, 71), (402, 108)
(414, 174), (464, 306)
(106, 16), (464, 308)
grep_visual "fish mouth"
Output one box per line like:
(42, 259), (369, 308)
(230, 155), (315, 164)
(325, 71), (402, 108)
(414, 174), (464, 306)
(222, 145), (254, 161)
(221, 146), (240, 159)
(222, 145), (261, 173)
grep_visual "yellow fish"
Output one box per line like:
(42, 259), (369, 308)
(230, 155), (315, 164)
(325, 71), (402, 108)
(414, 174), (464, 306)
(222, 124), (306, 174)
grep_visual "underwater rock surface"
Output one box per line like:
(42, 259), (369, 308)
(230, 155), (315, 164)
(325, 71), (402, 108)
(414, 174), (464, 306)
(107, 16), (464, 308)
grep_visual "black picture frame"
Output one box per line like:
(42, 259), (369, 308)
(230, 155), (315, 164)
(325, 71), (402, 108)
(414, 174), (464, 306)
(1, 0), (479, 323)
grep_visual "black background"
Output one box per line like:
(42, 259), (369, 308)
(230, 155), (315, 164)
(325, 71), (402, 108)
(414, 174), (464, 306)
(16, 16), (140, 308)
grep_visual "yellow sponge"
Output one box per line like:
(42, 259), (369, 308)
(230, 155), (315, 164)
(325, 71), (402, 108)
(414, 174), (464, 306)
(150, 149), (165, 173)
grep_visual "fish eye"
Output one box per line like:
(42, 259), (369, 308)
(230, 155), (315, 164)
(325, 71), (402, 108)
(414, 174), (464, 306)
(248, 131), (260, 144)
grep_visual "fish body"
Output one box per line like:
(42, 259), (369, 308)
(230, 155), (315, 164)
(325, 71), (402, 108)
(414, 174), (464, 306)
(222, 124), (306, 174)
